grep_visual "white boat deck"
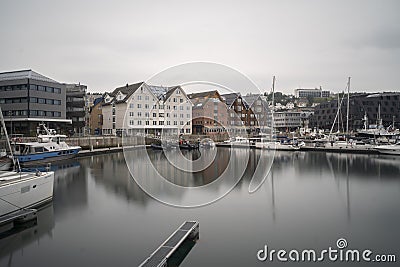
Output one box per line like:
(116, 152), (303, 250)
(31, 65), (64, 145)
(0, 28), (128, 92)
(0, 171), (44, 186)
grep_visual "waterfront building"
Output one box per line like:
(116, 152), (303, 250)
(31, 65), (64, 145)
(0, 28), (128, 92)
(101, 82), (192, 136)
(0, 69), (70, 136)
(189, 90), (229, 136)
(309, 92), (400, 131)
(89, 97), (103, 135)
(221, 92), (248, 135)
(242, 94), (271, 134)
(274, 110), (314, 131)
(86, 92), (103, 108)
(65, 83), (88, 136)
(295, 87), (330, 98)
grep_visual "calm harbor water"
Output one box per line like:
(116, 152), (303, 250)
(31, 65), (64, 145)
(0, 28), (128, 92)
(1, 148), (399, 266)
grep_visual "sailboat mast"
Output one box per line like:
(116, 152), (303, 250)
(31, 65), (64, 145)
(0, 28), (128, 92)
(337, 93), (340, 132)
(346, 77), (351, 134)
(271, 76), (276, 140)
(271, 76), (275, 112)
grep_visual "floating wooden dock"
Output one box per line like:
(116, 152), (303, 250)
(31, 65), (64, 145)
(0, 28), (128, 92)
(0, 208), (37, 226)
(139, 221), (199, 267)
(0, 208), (37, 235)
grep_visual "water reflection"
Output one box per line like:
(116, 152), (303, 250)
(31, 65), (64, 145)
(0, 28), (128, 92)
(52, 160), (88, 219)
(0, 204), (55, 265)
(86, 153), (149, 205)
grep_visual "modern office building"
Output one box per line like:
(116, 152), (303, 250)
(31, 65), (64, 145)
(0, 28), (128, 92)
(0, 69), (70, 136)
(309, 92), (400, 131)
(295, 87), (330, 98)
(65, 83), (88, 135)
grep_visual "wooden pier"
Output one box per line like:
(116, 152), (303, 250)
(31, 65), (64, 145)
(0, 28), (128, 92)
(139, 221), (199, 267)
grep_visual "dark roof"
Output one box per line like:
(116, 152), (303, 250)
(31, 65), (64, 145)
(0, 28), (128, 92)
(0, 69), (59, 83)
(103, 82), (144, 105)
(188, 90), (220, 100)
(221, 92), (241, 107)
(93, 97), (103, 106)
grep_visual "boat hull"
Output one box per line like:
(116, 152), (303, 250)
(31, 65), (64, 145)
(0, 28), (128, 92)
(374, 146), (400, 155)
(0, 171), (54, 218)
(16, 148), (81, 166)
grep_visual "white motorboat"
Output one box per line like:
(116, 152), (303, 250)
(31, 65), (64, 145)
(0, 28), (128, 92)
(374, 143), (400, 155)
(224, 137), (251, 147)
(255, 139), (300, 151)
(12, 123), (81, 166)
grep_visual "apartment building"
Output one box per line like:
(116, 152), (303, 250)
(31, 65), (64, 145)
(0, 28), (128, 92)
(242, 94), (271, 133)
(221, 93), (247, 132)
(65, 83), (88, 135)
(89, 97), (103, 135)
(102, 82), (192, 136)
(189, 90), (229, 135)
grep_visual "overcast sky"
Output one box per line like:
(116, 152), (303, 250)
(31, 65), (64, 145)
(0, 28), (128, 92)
(0, 0), (399, 94)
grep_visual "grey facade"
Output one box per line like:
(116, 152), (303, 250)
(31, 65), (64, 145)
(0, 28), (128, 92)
(310, 92), (400, 131)
(0, 69), (70, 136)
(65, 83), (88, 135)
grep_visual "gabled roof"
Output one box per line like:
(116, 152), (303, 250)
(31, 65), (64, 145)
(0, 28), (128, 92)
(220, 92), (241, 108)
(242, 94), (263, 108)
(0, 69), (59, 83)
(188, 90), (222, 101)
(192, 97), (210, 109)
(103, 82), (144, 105)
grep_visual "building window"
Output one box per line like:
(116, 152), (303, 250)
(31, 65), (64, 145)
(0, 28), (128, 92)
(137, 104), (142, 108)
(153, 113), (157, 117)
(153, 121), (157, 125)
